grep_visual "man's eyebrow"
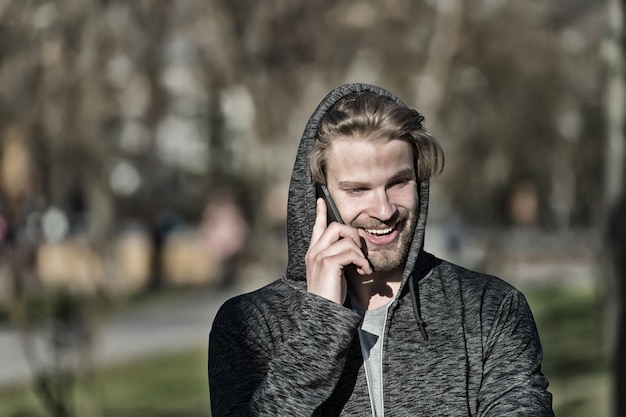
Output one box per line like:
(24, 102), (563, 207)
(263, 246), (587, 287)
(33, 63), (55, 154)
(337, 180), (369, 189)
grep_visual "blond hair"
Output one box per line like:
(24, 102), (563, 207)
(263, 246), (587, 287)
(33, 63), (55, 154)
(309, 92), (444, 184)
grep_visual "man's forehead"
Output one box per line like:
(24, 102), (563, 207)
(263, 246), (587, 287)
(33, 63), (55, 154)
(325, 139), (416, 183)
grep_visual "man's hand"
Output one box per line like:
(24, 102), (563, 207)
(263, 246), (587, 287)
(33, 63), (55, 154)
(305, 198), (372, 304)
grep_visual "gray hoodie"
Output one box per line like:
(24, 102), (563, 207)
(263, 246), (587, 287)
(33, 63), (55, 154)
(208, 83), (554, 416)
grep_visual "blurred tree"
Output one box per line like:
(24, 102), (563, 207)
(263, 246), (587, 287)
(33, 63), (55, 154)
(604, 0), (626, 414)
(414, 0), (465, 132)
(0, 0), (610, 413)
(15, 289), (108, 417)
(0, 1), (157, 415)
(0, 0), (606, 239)
(441, 2), (604, 230)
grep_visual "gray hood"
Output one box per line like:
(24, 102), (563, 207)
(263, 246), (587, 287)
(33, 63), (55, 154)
(285, 83), (432, 300)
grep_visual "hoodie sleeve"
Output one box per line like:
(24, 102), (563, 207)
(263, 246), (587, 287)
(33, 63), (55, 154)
(477, 289), (555, 417)
(208, 291), (362, 417)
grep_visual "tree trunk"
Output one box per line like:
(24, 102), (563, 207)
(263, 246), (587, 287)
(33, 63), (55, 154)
(604, 0), (626, 415)
(413, 0), (465, 131)
(609, 197), (626, 417)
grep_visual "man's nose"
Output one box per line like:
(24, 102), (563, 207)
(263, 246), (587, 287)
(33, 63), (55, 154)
(369, 189), (396, 221)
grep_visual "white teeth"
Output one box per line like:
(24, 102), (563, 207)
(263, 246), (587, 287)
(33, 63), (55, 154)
(365, 227), (393, 236)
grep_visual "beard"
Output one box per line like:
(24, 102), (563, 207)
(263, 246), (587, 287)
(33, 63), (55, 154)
(354, 209), (417, 273)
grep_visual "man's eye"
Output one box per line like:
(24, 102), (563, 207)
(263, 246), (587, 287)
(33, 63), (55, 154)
(348, 188), (366, 195)
(390, 179), (410, 188)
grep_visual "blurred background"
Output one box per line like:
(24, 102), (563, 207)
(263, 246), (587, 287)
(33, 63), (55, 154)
(0, 0), (622, 416)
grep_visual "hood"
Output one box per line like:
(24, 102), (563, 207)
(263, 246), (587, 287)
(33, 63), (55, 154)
(285, 83), (432, 295)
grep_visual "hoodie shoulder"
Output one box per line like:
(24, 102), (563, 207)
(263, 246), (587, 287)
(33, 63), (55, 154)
(427, 260), (537, 344)
(214, 278), (305, 324)
(435, 260), (520, 301)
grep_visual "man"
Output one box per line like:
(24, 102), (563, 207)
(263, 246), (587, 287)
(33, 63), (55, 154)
(208, 83), (554, 416)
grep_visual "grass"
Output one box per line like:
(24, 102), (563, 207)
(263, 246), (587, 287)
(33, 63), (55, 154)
(525, 286), (611, 417)
(0, 348), (210, 417)
(0, 286), (612, 417)
(98, 348), (210, 417)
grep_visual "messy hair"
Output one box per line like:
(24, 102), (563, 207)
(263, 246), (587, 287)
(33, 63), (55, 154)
(309, 91), (444, 184)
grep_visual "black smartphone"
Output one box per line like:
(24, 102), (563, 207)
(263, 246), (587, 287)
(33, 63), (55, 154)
(315, 183), (344, 225)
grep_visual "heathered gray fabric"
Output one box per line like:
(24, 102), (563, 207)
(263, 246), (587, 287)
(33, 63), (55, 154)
(208, 83), (554, 416)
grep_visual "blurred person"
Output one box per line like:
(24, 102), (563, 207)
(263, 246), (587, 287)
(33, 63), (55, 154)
(208, 84), (554, 416)
(201, 188), (249, 287)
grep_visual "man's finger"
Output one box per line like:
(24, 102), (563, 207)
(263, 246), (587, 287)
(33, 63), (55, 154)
(310, 198), (328, 246)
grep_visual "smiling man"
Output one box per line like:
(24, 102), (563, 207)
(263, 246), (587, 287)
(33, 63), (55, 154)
(208, 84), (554, 416)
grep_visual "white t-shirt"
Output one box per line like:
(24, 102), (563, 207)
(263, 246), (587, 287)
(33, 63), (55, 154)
(354, 301), (392, 417)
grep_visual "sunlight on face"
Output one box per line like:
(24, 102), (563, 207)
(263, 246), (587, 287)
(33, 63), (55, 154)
(325, 137), (418, 272)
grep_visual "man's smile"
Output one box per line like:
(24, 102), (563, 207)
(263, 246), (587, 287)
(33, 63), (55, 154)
(363, 226), (394, 236)
(359, 221), (403, 246)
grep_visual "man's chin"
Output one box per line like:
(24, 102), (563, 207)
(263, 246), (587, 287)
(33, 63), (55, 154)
(367, 252), (404, 273)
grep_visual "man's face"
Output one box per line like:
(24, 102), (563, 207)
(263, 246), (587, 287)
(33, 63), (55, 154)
(325, 137), (418, 273)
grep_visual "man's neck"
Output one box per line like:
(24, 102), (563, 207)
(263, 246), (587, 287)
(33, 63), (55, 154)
(347, 267), (403, 311)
